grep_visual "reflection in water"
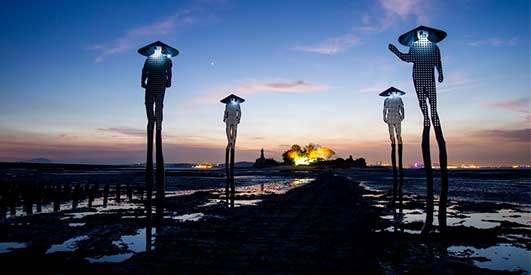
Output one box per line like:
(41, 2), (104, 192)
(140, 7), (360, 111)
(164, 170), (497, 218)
(449, 244), (531, 273)
(113, 228), (155, 253)
(86, 253), (134, 263)
(171, 213), (205, 222)
(0, 242), (27, 254)
(46, 235), (89, 254)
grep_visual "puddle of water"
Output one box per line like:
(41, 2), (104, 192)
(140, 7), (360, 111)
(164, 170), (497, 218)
(46, 235), (89, 254)
(86, 253), (134, 263)
(0, 242), (27, 253)
(88, 227), (155, 263)
(449, 244), (531, 273)
(112, 228), (154, 253)
(171, 213), (205, 222)
(381, 206), (531, 231)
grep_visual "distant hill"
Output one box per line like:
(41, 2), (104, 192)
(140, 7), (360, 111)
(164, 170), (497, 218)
(22, 158), (52, 164)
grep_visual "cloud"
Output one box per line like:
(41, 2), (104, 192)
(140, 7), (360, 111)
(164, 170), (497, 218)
(291, 34), (361, 55)
(88, 0), (227, 63)
(89, 11), (195, 63)
(357, 0), (430, 33)
(466, 37), (518, 47)
(238, 80), (330, 94)
(473, 128), (530, 143)
(482, 97), (530, 114)
(98, 127), (146, 137)
(192, 79), (331, 105)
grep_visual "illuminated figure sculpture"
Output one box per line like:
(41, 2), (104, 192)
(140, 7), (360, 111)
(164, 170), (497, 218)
(138, 41), (178, 224)
(380, 87), (405, 205)
(389, 26), (448, 234)
(221, 94), (244, 207)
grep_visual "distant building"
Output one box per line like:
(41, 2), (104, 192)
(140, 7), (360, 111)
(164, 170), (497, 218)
(253, 148), (279, 168)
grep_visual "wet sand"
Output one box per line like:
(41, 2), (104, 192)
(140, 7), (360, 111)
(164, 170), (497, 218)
(1, 170), (525, 274)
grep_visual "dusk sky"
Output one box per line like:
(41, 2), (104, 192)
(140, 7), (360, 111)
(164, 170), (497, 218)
(0, 0), (529, 166)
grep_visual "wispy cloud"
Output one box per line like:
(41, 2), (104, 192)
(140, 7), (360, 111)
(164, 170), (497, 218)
(482, 97), (530, 114)
(88, 0), (227, 63)
(291, 34), (361, 55)
(357, 0), (430, 33)
(98, 127), (146, 137)
(466, 37), (518, 47)
(238, 80), (330, 94)
(193, 79), (331, 105)
(89, 11), (195, 63)
(473, 128), (530, 143)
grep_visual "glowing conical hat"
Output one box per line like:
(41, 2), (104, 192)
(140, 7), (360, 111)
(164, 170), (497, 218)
(138, 41), (179, 57)
(379, 87), (406, 97)
(398, 25), (447, 46)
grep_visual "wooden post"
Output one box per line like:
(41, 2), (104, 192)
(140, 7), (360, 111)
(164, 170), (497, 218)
(103, 183), (109, 208)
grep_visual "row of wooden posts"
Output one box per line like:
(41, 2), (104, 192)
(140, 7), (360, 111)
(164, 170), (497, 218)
(0, 181), (152, 220)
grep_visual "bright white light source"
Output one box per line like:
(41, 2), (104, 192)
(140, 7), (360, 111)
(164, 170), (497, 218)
(165, 54), (171, 58)
(151, 46), (162, 58)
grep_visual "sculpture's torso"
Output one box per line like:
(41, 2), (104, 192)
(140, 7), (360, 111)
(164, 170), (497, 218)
(225, 104), (241, 124)
(144, 56), (171, 93)
(410, 41), (438, 82)
(384, 97), (404, 124)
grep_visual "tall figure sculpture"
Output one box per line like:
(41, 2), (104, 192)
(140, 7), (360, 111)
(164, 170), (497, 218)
(380, 87), (406, 206)
(138, 41), (178, 224)
(221, 94), (244, 208)
(389, 26), (448, 234)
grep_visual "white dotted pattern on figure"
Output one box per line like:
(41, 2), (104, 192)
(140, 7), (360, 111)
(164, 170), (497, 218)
(390, 31), (443, 127)
(143, 55), (172, 131)
(384, 96), (404, 144)
(224, 101), (241, 149)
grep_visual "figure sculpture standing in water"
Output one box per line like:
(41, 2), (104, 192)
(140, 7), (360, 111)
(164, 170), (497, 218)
(221, 94), (244, 208)
(388, 26), (449, 234)
(380, 87), (405, 206)
(138, 41), (178, 225)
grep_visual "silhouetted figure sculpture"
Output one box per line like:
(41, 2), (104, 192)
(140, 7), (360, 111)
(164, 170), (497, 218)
(221, 94), (245, 207)
(380, 87), (405, 206)
(138, 41), (178, 224)
(389, 25), (448, 234)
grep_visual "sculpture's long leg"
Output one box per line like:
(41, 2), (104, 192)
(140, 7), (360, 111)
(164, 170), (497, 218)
(146, 121), (154, 222)
(225, 145), (230, 205)
(428, 90), (449, 233)
(391, 143), (397, 205)
(155, 128), (165, 225)
(421, 126), (434, 235)
(434, 126), (448, 232)
(230, 147), (235, 208)
(398, 142), (404, 206)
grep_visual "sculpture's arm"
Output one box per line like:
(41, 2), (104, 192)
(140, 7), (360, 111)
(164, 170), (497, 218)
(399, 98), (405, 120)
(388, 44), (412, 62)
(435, 46), (443, 83)
(223, 107), (227, 122)
(141, 61), (148, 88)
(383, 100), (388, 123)
(236, 105), (241, 123)
(166, 59), (172, 88)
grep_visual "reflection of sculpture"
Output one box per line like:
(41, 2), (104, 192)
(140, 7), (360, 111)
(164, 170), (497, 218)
(138, 41), (178, 224)
(380, 87), (405, 205)
(389, 26), (448, 234)
(221, 94), (244, 207)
